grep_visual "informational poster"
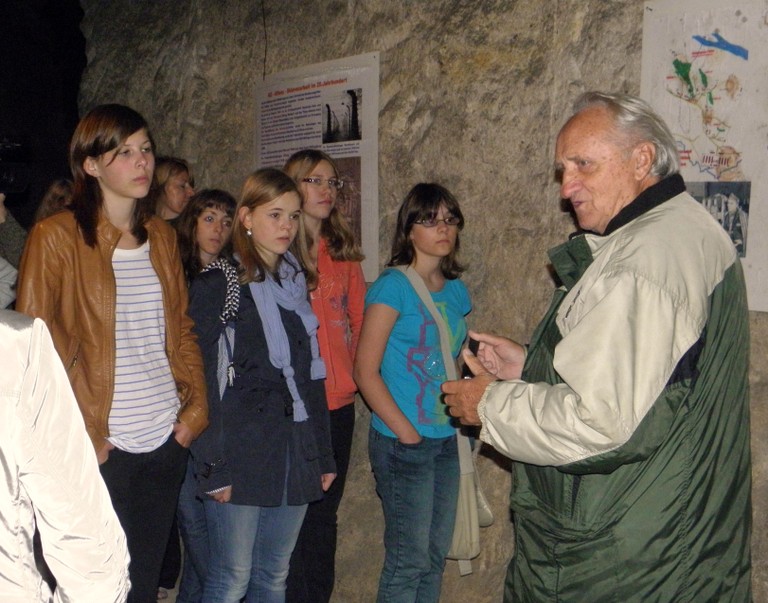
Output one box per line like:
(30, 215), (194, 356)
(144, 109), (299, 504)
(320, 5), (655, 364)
(641, 1), (768, 311)
(255, 52), (380, 281)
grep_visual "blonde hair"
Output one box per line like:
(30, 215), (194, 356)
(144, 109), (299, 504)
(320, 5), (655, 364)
(233, 168), (311, 285)
(283, 149), (364, 270)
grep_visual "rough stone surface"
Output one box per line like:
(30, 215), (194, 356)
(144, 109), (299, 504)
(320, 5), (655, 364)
(79, 1), (768, 600)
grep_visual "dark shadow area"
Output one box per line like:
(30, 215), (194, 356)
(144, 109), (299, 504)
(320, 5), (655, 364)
(0, 0), (85, 228)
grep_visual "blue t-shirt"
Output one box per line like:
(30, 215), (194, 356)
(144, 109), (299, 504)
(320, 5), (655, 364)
(365, 268), (471, 438)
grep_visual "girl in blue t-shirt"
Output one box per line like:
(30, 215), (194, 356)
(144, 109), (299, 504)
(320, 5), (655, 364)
(354, 183), (470, 603)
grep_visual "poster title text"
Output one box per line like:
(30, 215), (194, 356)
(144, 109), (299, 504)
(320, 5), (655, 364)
(267, 77), (349, 98)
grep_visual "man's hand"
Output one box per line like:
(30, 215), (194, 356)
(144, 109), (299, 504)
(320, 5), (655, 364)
(442, 351), (496, 425)
(468, 330), (526, 380)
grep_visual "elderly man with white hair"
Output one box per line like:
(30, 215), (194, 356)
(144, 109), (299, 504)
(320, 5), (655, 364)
(444, 92), (751, 602)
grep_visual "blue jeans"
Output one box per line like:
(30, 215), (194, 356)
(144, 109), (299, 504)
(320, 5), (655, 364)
(368, 427), (459, 603)
(202, 498), (307, 603)
(177, 456), (208, 603)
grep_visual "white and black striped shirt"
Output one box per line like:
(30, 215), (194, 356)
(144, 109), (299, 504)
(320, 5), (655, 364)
(109, 241), (178, 453)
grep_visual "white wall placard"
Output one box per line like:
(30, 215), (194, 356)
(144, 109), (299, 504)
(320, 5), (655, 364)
(255, 52), (380, 281)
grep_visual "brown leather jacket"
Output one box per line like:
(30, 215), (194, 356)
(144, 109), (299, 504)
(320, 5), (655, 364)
(17, 211), (208, 449)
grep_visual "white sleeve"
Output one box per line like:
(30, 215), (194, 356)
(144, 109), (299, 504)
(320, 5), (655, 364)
(479, 270), (702, 468)
(17, 318), (131, 603)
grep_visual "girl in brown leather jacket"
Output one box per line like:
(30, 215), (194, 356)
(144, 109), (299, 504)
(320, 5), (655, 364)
(17, 104), (207, 603)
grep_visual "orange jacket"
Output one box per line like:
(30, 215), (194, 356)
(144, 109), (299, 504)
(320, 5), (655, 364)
(310, 239), (366, 410)
(17, 211), (207, 449)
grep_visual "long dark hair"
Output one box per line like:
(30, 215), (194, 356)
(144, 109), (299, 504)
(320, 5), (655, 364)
(69, 104), (155, 247)
(387, 182), (465, 279)
(175, 188), (236, 283)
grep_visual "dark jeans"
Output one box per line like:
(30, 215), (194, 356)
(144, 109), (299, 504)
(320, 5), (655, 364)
(159, 516), (182, 589)
(100, 436), (188, 603)
(286, 403), (355, 603)
(176, 455), (208, 603)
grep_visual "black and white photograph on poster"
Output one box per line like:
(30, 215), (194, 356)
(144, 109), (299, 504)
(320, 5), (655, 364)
(322, 88), (362, 144)
(688, 181), (751, 257)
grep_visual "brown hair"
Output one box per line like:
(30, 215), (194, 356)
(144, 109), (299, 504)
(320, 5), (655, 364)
(35, 178), (73, 223)
(175, 188), (236, 283)
(150, 156), (193, 217)
(388, 182), (465, 279)
(69, 104), (155, 247)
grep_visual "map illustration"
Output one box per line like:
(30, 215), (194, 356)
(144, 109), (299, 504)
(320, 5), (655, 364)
(641, 0), (768, 310)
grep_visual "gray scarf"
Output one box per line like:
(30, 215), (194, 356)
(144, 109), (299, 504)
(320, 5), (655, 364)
(248, 252), (325, 422)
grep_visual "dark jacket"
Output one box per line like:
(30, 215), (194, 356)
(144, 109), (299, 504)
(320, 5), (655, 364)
(189, 268), (335, 506)
(481, 176), (751, 601)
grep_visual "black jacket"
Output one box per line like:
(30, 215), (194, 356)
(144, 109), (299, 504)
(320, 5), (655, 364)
(189, 268), (335, 506)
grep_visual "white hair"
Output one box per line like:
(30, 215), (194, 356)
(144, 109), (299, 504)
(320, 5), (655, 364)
(572, 91), (680, 178)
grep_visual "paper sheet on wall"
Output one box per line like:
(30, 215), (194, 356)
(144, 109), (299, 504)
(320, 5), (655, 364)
(641, 1), (768, 311)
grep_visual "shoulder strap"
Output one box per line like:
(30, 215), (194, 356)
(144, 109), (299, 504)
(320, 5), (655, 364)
(394, 266), (456, 380)
(393, 266), (473, 472)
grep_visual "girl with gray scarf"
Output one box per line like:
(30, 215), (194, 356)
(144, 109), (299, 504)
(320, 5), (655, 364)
(188, 168), (336, 603)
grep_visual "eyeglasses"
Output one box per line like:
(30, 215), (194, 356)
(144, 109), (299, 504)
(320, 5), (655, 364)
(414, 216), (461, 227)
(302, 177), (344, 191)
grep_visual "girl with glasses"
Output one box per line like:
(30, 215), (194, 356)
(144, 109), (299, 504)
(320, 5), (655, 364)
(282, 149), (366, 603)
(354, 183), (470, 603)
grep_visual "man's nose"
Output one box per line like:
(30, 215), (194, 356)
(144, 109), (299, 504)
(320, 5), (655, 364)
(560, 170), (579, 199)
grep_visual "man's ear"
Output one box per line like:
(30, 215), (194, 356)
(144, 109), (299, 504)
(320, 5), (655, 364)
(633, 142), (655, 180)
(83, 157), (100, 178)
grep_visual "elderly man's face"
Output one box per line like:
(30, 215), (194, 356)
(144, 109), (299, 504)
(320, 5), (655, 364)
(555, 106), (654, 234)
